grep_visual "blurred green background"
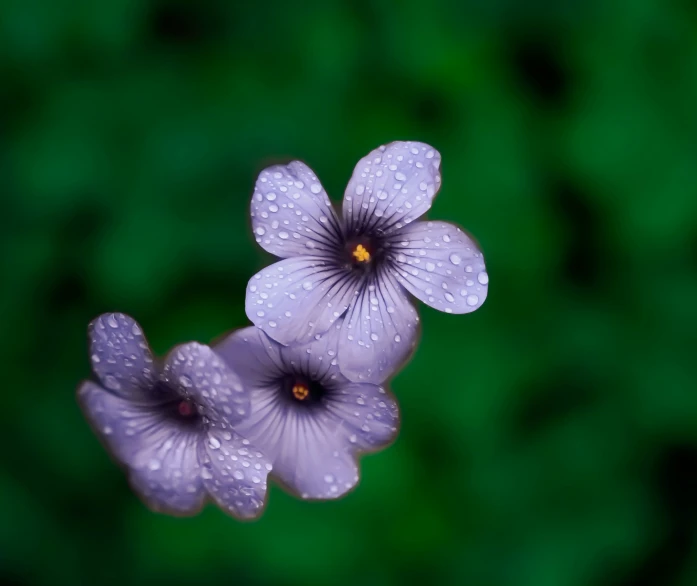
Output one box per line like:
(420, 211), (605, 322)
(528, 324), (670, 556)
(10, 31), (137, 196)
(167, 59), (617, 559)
(2, 0), (697, 585)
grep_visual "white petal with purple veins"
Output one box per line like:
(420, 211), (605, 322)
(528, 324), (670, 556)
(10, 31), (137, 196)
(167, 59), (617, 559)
(88, 313), (157, 400)
(387, 220), (488, 314)
(77, 381), (206, 515)
(277, 324), (345, 383)
(214, 326), (285, 389)
(251, 161), (342, 258)
(245, 257), (361, 345)
(342, 141), (441, 235)
(337, 275), (420, 384)
(217, 326), (344, 393)
(233, 391), (361, 500)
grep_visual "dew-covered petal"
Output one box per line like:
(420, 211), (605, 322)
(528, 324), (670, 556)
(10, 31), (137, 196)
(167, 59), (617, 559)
(251, 161), (343, 258)
(162, 343), (250, 426)
(387, 220), (488, 314)
(338, 275), (420, 384)
(218, 325), (345, 393)
(88, 313), (157, 399)
(342, 141), (441, 236)
(272, 418), (359, 500)
(326, 383), (400, 452)
(198, 429), (270, 520)
(277, 323), (344, 385)
(246, 257), (360, 345)
(233, 391), (360, 500)
(214, 326), (284, 389)
(77, 381), (205, 515)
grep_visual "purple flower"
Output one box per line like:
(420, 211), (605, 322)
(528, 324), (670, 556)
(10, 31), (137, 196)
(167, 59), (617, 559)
(214, 324), (399, 500)
(246, 141), (488, 383)
(77, 313), (271, 519)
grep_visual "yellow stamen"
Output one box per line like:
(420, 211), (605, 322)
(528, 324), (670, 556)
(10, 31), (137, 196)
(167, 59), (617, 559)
(352, 244), (371, 263)
(292, 384), (309, 400)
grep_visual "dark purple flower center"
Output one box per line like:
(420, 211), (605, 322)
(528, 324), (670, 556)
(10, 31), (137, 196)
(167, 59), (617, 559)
(158, 397), (202, 429)
(343, 235), (385, 272)
(280, 375), (327, 406)
(152, 382), (203, 428)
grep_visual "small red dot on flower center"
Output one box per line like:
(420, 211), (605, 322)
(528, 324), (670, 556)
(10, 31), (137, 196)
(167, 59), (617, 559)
(178, 400), (195, 417)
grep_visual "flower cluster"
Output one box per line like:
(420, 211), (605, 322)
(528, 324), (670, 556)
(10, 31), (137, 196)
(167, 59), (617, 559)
(77, 141), (488, 519)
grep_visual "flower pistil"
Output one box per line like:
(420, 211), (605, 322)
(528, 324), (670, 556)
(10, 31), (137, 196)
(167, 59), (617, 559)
(352, 244), (371, 263)
(292, 383), (309, 401)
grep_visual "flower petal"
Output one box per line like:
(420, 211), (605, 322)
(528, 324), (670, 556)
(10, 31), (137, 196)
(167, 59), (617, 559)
(232, 390), (360, 500)
(217, 325), (345, 391)
(213, 326), (284, 389)
(198, 429), (271, 520)
(326, 383), (400, 452)
(88, 313), (157, 399)
(228, 333), (399, 500)
(246, 257), (360, 345)
(342, 141), (441, 236)
(162, 343), (250, 426)
(251, 161), (342, 258)
(277, 323), (344, 383)
(387, 220), (488, 314)
(338, 274), (420, 384)
(77, 381), (205, 515)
